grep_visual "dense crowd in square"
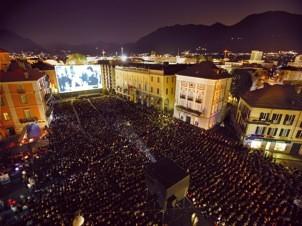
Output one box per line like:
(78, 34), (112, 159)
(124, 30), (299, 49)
(1, 96), (302, 225)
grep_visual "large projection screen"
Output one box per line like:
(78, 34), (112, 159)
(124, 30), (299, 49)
(55, 65), (102, 93)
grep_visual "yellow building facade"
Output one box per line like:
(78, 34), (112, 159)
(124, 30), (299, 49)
(236, 85), (302, 155)
(115, 64), (187, 111)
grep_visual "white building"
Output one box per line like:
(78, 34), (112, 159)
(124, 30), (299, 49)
(249, 50), (264, 64)
(174, 62), (232, 129)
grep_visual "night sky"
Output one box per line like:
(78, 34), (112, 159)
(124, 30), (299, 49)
(1, 0), (301, 45)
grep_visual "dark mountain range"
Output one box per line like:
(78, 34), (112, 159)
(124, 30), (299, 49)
(0, 29), (44, 52)
(45, 41), (121, 55)
(133, 11), (302, 54)
(0, 11), (301, 54)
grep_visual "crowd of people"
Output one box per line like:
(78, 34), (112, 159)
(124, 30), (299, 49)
(3, 96), (301, 225)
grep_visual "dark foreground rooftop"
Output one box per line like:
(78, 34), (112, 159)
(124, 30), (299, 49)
(146, 158), (188, 189)
(241, 84), (302, 110)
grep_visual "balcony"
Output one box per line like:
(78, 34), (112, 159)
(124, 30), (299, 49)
(19, 117), (38, 124)
(17, 88), (26, 94)
(244, 117), (271, 125)
(176, 105), (203, 117)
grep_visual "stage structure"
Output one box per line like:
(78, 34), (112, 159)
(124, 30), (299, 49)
(145, 158), (190, 210)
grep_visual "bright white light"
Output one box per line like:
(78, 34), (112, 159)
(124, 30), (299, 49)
(250, 140), (262, 149)
(15, 167), (19, 171)
(121, 55), (128, 62)
(191, 212), (199, 226)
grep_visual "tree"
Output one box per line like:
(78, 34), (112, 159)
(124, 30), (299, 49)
(66, 53), (87, 65)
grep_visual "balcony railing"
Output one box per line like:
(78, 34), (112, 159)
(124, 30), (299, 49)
(17, 89), (26, 94)
(19, 117), (38, 124)
(176, 105), (203, 117)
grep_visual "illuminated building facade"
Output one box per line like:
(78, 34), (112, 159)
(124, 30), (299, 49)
(174, 62), (232, 129)
(236, 84), (302, 155)
(278, 66), (302, 83)
(288, 55), (302, 68)
(0, 69), (49, 140)
(115, 63), (188, 112)
(249, 50), (264, 64)
(99, 60), (116, 91)
(0, 49), (11, 72)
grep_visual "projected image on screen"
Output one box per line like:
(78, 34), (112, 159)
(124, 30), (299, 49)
(55, 65), (102, 93)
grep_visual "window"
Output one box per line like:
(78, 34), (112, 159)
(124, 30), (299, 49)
(283, 114), (295, 125)
(150, 87), (153, 93)
(271, 113), (282, 124)
(171, 88), (173, 94)
(255, 126), (266, 135)
(296, 130), (302, 139)
(157, 88), (159, 95)
(279, 129), (290, 137)
(138, 84), (141, 90)
(300, 121), (302, 128)
(17, 84), (24, 90)
(24, 109), (32, 119)
(259, 112), (270, 121)
(265, 142), (271, 150)
(274, 143), (287, 152)
(151, 76), (153, 82)
(0, 96), (4, 106)
(267, 128), (278, 136)
(196, 91), (203, 103)
(166, 78), (169, 83)
(20, 95), (28, 104)
(196, 98), (202, 104)
(197, 84), (205, 90)
(157, 77), (160, 83)
(3, 112), (10, 121)
(187, 90), (194, 101)
(180, 94), (186, 99)
(166, 88), (168, 95)
(145, 84), (147, 91)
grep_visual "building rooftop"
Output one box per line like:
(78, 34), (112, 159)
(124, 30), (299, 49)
(0, 49), (9, 53)
(177, 61), (232, 79)
(31, 61), (55, 70)
(280, 66), (302, 71)
(241, 84), (302, 110)
(0, 68), (44, 82)
(117, 62), (189, 75)
(145, 158), (188, 189)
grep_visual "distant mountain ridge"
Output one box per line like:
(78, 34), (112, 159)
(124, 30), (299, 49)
(0, 29), (44, 52)
(133, 11), (302, 53)
(0, 11), (301, 54)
